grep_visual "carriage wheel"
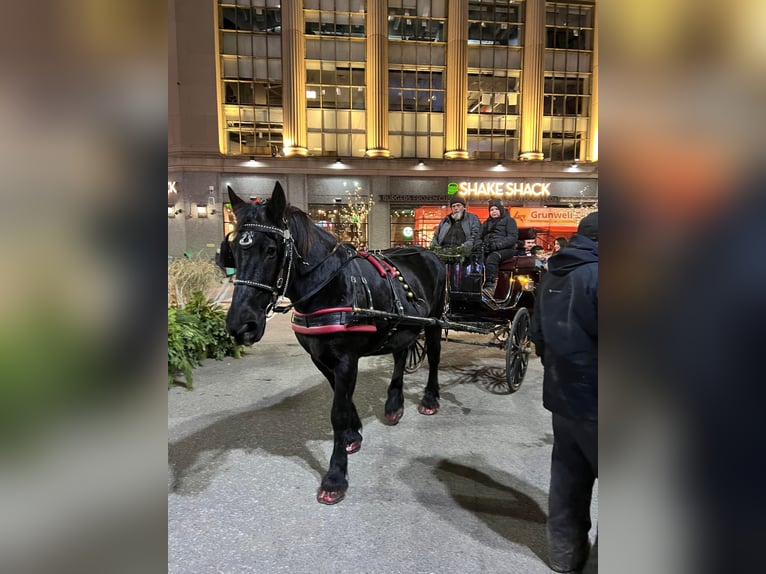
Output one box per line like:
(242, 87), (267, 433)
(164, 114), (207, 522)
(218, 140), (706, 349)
(504, 308), (531, 393)
(404, 335), (427, 373)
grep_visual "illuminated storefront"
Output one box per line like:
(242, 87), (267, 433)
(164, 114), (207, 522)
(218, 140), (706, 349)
(379, 176), (597, 249)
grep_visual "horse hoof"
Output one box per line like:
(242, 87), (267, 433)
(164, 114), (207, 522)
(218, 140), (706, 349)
(345, 439), (362, 454)
(316, 489), (346, 505)
(417, 404), (439, 416)
(383, 408), (404, 425)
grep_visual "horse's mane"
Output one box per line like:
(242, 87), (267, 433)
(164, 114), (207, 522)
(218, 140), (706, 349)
(286, 205), (339, 257)
(234, 202), (339, 260)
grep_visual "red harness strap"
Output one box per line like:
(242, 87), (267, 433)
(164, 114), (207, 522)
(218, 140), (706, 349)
(290, 253), (403, 335)
(291, 306), (378, 335)
(357, 251), (397, 278)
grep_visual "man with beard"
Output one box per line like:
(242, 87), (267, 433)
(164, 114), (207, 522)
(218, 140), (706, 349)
(430, 196), (480, 251)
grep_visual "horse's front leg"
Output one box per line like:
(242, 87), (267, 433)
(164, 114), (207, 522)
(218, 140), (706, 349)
(418, 324), (441, 415)
(317, 357), (361, 505)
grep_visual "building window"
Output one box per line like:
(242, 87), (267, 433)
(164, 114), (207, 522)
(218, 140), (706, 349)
(387, 1), (446, 42)
(306, 67), (365, 110)
(468, 0), (523, 46)
(389, 207), (416, 247)
(543, 1), (594, 161)
(541, 133), (581, 161)
(305, 0), (367, 158)
(466, 1), (524, 161)
(308, 205), (369, 248)
(388, 70), (443, 113)
(543, 76), (588, 116)
(219, 0), (284, 156)
(545, 1), (593, 51)
(387, 1), (446, 159)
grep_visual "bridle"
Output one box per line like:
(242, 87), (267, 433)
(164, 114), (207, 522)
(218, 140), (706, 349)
(233, 221), (297, 314)
(232, 220), (349, 315)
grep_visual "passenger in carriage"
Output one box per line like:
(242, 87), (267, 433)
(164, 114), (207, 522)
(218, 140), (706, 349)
(516, 235), (539, 256)
(530, 245), (547, 270)
(430, 196), (481, 251)
(551, 236), (569, 255)
(478, 198), (519, 299)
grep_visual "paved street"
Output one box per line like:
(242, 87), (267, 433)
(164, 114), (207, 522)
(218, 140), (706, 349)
(168, 311), (597, 574)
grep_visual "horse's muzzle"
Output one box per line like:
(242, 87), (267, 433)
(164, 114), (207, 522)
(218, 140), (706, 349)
(226, 315), (266, 346)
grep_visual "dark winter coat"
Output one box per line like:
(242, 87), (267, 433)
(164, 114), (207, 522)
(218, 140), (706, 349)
(431, 211), (480, 248)
(529, 233), (598, 421)
(479, 209), (519, 252)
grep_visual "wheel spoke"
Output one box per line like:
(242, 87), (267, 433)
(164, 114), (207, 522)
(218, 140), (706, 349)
(405, 337), (427, 373)
(505, 307), (530, 393)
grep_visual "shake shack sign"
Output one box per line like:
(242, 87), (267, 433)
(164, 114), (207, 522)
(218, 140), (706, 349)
(378, 179), (595, 203)
(457, 181), (551, 198)
(452, 180), (596, 200)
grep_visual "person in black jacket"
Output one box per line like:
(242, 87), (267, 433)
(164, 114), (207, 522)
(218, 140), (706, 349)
(529, 211), (598, 573)
(430, 196), (481, 251)
(479, 198), (519, 299)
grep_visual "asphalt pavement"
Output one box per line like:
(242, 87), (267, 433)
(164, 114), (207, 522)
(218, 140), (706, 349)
(168, 311), (598, 574)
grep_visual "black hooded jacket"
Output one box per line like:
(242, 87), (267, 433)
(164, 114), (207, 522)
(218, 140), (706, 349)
(529, 233), (598, 421)
(479, 208), (519, 250)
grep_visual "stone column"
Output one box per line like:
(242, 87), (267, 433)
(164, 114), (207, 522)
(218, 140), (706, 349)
(365, 1), (390, 158)
(444, 0), (469, 160)
(368, 177), (390, 249)
(519, 0), (545, 160)
(583, 3), (598, 162)
(281, 0), (308, 157)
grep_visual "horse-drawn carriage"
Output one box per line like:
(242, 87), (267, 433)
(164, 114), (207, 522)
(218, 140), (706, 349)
(221, 182), (542, 504)
(403, 242), (541, 393)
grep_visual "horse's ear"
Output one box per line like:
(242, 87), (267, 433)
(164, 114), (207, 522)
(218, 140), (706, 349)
(267, 181), (287, 223)
(227, 185), (246, 214)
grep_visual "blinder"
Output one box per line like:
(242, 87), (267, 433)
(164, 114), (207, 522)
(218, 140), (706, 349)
(216, 232), (237, 270)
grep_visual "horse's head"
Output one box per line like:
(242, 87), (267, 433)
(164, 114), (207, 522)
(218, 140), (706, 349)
(224, 182), (290, 345)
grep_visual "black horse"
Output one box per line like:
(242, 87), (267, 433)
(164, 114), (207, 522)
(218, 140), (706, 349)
(223, 182), (446, 504)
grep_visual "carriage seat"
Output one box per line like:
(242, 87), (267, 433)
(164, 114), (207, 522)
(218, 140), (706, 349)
(498, 255), (537, 273)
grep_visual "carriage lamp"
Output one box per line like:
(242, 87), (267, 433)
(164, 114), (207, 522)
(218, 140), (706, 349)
(515, 275), (535, 291)
(196, 203), (208, 218)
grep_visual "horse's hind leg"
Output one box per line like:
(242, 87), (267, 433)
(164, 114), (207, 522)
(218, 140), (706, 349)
(418, 324), (441, 415)
(384, 348), (407, 425)
(317, 357), (361, 505)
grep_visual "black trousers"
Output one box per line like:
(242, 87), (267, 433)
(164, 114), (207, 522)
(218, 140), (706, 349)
(548, 413), (598, 571)
(484, 248), (516, 282)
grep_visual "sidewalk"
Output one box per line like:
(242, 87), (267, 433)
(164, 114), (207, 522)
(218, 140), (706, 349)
(169, 312), (597, 574)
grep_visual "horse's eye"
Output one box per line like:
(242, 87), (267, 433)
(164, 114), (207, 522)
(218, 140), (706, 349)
(265, 245), (277, 258)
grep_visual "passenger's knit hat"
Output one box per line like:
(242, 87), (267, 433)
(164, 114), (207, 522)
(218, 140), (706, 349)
(488, 198), (504, 211)
(449, 196), (466, 207)
(577, 211), (598, 241)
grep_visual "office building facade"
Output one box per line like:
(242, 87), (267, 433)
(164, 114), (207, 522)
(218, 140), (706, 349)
(169, 0), (597, 257)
